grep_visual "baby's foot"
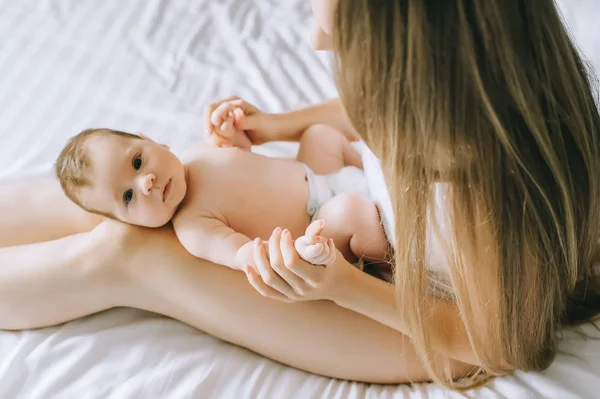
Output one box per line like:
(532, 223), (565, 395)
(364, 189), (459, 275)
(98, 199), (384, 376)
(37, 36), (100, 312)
(294, 219), (336, 265)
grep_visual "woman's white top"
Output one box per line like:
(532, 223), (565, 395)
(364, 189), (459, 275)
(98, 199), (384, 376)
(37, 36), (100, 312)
(357, 141), (450, 275)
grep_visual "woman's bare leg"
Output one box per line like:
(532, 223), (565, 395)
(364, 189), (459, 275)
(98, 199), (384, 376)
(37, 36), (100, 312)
(0, 178), (104, 247)
(0, 225), (122, 329)
(115, 223), (473, 383)
(0, 215), (471, 383)
(0, 178), (471, 383)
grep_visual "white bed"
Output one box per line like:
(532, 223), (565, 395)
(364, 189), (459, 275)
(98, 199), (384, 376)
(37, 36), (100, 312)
(0, 0), (599, 397)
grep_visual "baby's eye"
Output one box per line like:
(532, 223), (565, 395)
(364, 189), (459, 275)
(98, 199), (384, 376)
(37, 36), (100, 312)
(133, 155), (142, 170)
(123, 189), (134, 205)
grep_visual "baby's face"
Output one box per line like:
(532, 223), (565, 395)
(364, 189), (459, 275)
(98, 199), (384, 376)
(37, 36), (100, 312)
(79, 134), (187, 227)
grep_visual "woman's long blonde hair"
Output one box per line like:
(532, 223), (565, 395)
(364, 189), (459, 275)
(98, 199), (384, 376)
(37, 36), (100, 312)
(333, 0), (600, 389)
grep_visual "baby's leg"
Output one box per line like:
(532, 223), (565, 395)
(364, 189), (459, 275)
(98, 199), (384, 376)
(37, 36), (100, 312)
(317, 193), (390, 264)
(296, 124), (362, 175)
(0, 178), (104, 247)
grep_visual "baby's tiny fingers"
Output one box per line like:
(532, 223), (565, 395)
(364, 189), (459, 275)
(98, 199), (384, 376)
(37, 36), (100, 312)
(304, 243), (324, 260)
(305, 219), (325, 238)
(305, 233), (326, 246)
(312, 247), (330, 264)
(211, 103), (235, 125)
(325, 238), (337, 264)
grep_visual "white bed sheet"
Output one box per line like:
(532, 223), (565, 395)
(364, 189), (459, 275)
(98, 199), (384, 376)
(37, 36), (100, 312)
(0, 0), (599, 397)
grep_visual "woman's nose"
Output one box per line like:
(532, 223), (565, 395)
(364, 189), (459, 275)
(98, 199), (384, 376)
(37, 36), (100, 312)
(140, 173), (156, 195)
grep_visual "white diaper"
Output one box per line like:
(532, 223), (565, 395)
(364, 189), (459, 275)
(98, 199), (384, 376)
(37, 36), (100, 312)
(301, 164), (371, 222)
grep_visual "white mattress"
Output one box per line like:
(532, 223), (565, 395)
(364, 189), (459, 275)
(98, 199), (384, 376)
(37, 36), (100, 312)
(0, 0), (599, 397)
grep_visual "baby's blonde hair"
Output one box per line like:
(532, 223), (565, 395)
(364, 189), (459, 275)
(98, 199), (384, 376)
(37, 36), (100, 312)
(55, 128), (140, 217)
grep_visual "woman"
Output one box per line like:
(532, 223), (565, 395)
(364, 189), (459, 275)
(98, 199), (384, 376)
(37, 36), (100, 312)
(1, 0), (599, 390)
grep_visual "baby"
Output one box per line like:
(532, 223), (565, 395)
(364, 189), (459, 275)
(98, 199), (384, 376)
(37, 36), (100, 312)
(55, 110), (390, 271)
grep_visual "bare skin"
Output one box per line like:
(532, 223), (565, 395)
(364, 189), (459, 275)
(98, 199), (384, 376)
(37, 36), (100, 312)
(178, 145), (311, 242)
(0, 98), (475, 383)
(0, 177), (458, 384)
(173, 123), (387, 268)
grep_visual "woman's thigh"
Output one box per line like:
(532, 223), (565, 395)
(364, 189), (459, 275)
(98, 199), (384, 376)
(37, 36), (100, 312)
(0, 177), (104, 247)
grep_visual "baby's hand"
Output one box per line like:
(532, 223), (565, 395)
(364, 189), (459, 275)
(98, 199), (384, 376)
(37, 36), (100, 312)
(207, 104), (251, 150)
(213, 106), (241, 140)
(294, 219), (336, 265)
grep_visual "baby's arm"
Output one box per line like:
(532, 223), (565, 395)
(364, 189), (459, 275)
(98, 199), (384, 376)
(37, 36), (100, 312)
(174, 215), (254, 270)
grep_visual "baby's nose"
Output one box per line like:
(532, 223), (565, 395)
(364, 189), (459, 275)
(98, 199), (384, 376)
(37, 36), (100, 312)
(140, 173), (156, 195)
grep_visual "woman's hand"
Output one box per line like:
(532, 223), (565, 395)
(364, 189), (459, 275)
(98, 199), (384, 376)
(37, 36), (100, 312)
(243, 221), (353, 303)
(203, 97), (278, 147)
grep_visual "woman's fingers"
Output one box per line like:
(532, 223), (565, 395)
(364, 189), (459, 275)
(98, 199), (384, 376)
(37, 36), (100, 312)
(305, 242), (324, 260)
(219, 118), (235, 139)
(208, 99), (258, 129)
(322, 238), (337, 264)
(312, 243), (331, 265)
(268, 228), (308, 294)
(244, 266), (291, 302)
(233, 107), (245, 123)
(253, 238), (296, 297)
(227, 98), (259, 116)
(281, 229), (322, 284)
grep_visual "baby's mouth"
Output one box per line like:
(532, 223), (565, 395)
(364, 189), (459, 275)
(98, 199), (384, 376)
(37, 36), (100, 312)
(162, 178), (172, 202)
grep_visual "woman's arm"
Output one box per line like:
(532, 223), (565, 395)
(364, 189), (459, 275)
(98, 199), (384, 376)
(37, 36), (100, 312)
(333, 266), (480, 367)
(124, 223), (477, 383)
(245, 226), (481, 369)
(268, 98), (360, 142)
(204, 97), (360, 145)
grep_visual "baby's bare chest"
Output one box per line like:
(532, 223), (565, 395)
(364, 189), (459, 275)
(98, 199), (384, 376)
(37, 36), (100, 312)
(178, 149), (311, 238)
